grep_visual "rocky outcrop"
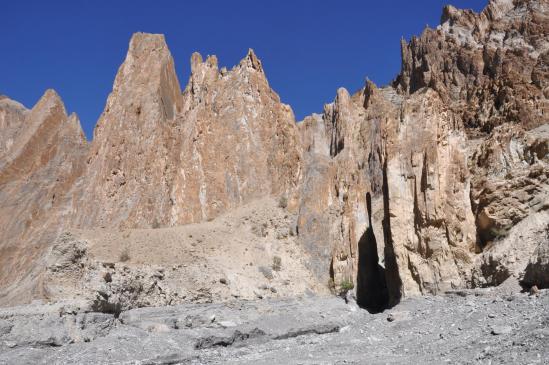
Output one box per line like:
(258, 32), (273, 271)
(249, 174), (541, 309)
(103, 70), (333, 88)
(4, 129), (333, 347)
(0, 96), (28, 169)
(470, 124), (549, 248)
(382, 88), (476, 298)
(0, 91), (87, 305)
(395, 0), (549, 133)
(71, 34), (301, 229)
(170, 48), (301, 224)
(296, 82), (478, 307)
(0, 34), (303, 305)
(295, 0), (548, 307)
(296, 84), (395, 309)
(469, 123), (548, 288)
(473, 211), (549, 287)
(71, 33), (183, 229)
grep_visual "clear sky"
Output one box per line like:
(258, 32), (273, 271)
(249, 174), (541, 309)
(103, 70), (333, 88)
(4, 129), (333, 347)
(1, 0), (487, 140)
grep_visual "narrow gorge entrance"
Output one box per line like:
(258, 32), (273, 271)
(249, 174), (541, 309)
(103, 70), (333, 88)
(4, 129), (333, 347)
(356, 193), (389, 313)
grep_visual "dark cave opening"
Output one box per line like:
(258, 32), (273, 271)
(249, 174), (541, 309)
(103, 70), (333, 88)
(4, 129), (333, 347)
(356, 192), (390, 313)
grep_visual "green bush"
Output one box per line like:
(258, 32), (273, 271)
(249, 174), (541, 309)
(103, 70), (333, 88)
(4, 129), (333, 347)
(340, 279), (354, 292)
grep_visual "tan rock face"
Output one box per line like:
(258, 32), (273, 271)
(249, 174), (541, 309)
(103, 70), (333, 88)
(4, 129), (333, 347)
(0, 96), (29, 169)
(71, 33), (183, 229)
(521, 223), (549, 288)
(0, 91), (87, 304)
(470, 124), (549, 247)
(382, 89), (476, 298)
(0, 34), (303, 305)
(294, 0), (548, 308)
(295, 83), (478, 308)
(0, 1), (547, 309)
(170, 49), (302, 224)
(70, 34), (301, 229)
(470, 124), (549, 288)
(472, 211), (549, 287)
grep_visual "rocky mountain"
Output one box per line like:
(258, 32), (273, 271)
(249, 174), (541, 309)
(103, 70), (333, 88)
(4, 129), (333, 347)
(296, 0), (548, 310)
(396, 0), (549, 133)
(69, 33), (301, 230)
(0, 0), (547, 314)
(0, 91), (88, 304)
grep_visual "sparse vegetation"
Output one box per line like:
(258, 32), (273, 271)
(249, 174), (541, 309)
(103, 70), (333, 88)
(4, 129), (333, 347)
(278, 196), (288, 209)
(119, 247), (130, 262)
(272, 256), (282, 271)
(340, 279), (354, 292)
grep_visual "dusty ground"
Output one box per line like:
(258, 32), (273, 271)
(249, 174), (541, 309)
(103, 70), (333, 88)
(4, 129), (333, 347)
(44, 197), (327, 309)
(0, 286), (547, 364)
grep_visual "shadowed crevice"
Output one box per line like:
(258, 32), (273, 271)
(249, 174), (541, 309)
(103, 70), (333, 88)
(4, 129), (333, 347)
(356, 192), (390, 313)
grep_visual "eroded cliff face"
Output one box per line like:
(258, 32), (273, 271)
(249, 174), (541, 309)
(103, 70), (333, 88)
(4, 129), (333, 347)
(0, 91), (88, 304)
(0, 0), (547, 309)
(382, 88), (477, 298)
(296, 85), (390, 305)
(170, 49), (301, 224)
(0, 96), (29, 169)
(69, 33), (301, 230)
(395, 0), (549, 133)
(71, 33), (183, 229)
(0, 33), (303, 305)
(295, 83), (479, 308)
(295, 0), (548, 309)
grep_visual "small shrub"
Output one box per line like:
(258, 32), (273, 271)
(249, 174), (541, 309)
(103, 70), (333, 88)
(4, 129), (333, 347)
(278, 196), (288, 209)
(340, 279), (354, 292)
(119, 247), (130, 262)
(272, 256), (282, 271)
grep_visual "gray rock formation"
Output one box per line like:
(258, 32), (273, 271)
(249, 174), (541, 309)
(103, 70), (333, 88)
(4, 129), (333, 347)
(0, 289), (547, 364)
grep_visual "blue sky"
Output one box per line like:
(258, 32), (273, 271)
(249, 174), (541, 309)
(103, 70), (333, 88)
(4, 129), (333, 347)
(1, 0), (486, 139)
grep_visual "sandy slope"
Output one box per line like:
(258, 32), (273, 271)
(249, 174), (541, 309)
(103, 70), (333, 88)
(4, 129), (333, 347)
(44, 197), (328, 309)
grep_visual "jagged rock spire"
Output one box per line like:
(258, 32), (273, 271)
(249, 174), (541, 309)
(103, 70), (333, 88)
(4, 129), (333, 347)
(97, 32), (181, 136)
(240, 48), (263, 72)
